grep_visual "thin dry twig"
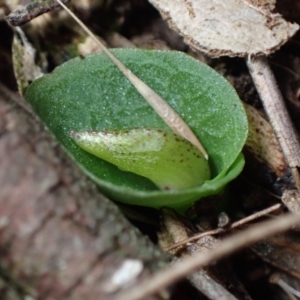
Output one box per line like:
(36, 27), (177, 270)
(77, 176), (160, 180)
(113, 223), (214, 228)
(270, 273), (300, 300)
(165, 203), (282, 252)
(112, 212), (300, 300)
(247, 56), (300, 190)
(6, 0), (70, 26)
(231, 203), (281, 227)
(55, 0), (208, 159)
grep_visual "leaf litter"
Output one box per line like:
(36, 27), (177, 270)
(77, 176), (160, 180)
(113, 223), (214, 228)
(7, 0), (300, 299)
(148, 0), (299, 57)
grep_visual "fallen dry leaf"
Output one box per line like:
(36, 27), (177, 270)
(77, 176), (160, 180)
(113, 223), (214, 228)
(148, 0), (299, 57)
(244, 103), (287, 177)
(12, 27), (43, 95)
(253, 233), (300, 280)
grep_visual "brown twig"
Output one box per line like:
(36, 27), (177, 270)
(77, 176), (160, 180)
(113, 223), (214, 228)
(6, 0), (70, 26)
(112, 212), (300, 300)
(164, 203), (281, 252)
(247, 56), (300, 191)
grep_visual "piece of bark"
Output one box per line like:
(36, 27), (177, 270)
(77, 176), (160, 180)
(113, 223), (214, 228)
(0, 85), (169, 300)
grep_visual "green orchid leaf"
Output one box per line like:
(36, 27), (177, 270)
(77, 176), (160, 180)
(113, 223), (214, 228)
(70, 128), (210, 191)
(25, 49), (248, 210)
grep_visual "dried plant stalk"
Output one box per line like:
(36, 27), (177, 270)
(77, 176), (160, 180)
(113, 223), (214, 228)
(247, 56), (300, 189)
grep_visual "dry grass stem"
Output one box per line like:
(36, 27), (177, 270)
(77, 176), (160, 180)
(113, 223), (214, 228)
(55, 0), (208, 159)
